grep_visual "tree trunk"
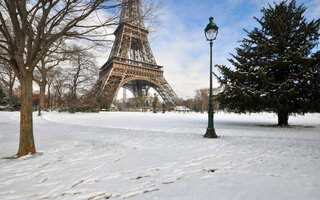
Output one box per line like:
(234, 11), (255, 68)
(277, 110), (289, 126)
(17, 71), (36, 157)
(201, 101), (205, 113)
(40, 83), (46, 110)
(47, 83), (51, 108)
(58, 94), (62, 108)
(40, 74), (47, 110)
(9, 85), (13, 107)
(8, 75), (15, 107)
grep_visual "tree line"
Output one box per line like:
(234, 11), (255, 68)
(113, 88), (219, 113)
(0, 46), (98, 111)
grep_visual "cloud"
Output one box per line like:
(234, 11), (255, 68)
(151, 9), (212, 98)
(305, 0), (320, 19)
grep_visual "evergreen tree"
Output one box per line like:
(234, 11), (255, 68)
(152, 93), (159, 113)
(217, 0), (320, 125)
(162, 102), (166, 113)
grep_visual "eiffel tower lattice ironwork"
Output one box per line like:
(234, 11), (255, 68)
(93, 0), (179, 107)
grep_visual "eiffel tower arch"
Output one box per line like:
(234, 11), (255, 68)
(93, 0), (179, 108)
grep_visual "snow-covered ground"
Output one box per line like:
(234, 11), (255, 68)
(0, 111), (319, 200)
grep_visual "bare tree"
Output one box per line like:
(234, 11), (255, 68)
(0, 59), (16, 107)
(51, 68), (68, 108)
(46, 69), (57, 108)
(141, 0), (163, 34)
(0, 84), (5, 103)
(33, 40), (69, 110)
(0, 0), (120, 157)
(66, 46), (99, 110)
(195, 89), (209, 113)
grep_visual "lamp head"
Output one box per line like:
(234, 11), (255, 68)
(205, 17), (218, 41)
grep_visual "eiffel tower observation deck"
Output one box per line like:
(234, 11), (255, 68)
(94, 0), (179, 108)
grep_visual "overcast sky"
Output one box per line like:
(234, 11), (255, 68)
(98, 0), (320, 99)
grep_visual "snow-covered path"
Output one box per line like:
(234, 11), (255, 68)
(0, 111), (319, 200)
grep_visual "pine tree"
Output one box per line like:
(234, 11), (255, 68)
(152, 93), (159, 113)
(217, 0), (320, 125)
(162, 102), (166, 113)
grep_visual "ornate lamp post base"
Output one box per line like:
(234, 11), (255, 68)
(204, 128), (218, 138)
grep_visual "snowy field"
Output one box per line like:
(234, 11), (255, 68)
(0, 111), (320, 200)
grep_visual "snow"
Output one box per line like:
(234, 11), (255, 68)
(0, 111), (320, 200)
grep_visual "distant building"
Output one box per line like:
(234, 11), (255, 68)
(174, 106), (190, 112)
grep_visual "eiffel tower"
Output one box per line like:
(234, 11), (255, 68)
(94, 0), (179, 108)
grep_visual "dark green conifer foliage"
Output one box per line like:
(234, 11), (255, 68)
(217, 0), (320, 125)
(162, 102), (166, 113)
(152, 93), (159, 113)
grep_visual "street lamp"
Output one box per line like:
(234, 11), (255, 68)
(204, 17), (218, 138)
(38, 82), (42, 116)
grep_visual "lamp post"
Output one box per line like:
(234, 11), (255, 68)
(204, 17), (218, 138)
(38, 82), (42, 116)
